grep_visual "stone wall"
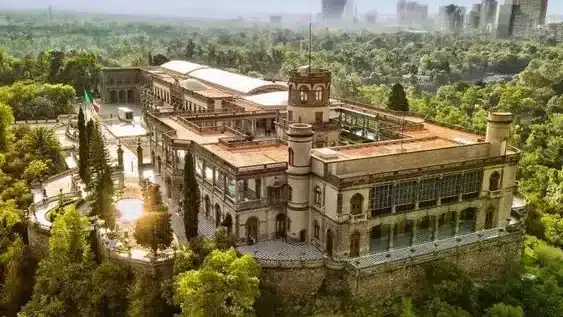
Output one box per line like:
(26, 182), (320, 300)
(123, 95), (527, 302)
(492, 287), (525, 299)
(263, 231), (522, 304)
(27, 222), (51, 258)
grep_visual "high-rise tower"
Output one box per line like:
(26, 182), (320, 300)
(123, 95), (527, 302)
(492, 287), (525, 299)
(322, 0), (347, 21)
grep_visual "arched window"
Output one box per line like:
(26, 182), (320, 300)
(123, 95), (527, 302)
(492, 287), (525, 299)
(246, 217), (259, 243)
(350, 193), (364, 215)
(288, 148), (294, 166)
(313, 220), (320, 239)
(314, 86), (323, 102)
(489, 171), (501, 191)
(485, 207), (495, 229)
(299, 86), (309, 103)
(314, 186), (322, 205)
(287, 186), (293, 202)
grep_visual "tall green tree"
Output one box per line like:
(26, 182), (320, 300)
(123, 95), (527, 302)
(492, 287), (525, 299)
(20, 208), (95, 317)
(77, 107), (89, 182)
(127, 272), (167, 317)
(134, 182), (173, 256)
(388, 83), (410, 112)
(87, 120), (115, 229)
(174, 248), (260, 317)
(0, 102), (14, 153)
(485, 303), (524, 317)
(84, 261), (130, 317)
(183, 151), (200, 241)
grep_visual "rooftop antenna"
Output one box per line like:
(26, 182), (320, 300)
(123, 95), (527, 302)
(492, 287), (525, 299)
(309, 13), (312, 72)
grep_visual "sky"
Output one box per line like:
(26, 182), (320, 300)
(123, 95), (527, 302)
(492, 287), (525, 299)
(2, 0), (562, 17)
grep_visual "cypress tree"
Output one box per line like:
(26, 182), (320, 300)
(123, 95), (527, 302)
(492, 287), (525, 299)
(183, 150), (200, 240)
(87, 120), (115, 229)
(388, 83), (410, 112)
(77, 107), (88, 182)
(86, 118), (94, 143)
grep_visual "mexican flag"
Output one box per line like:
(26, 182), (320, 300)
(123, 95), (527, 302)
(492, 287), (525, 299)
(83, 90), (100, 115)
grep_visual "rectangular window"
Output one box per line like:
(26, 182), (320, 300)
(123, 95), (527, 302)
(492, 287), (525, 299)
(288, 110), (293, 122)
(374, 184), (393, 211)
(441, 174), (461, 198)
(394, 181), (417, 206)
(419, 178), (438, 202)
(315, 112), (323, 123)
(461, 170), (482, 194)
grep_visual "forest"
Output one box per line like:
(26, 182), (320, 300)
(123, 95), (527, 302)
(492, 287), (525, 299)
(0, 8), (562, 317)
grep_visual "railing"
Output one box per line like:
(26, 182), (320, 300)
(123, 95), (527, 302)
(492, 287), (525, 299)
(236, 162), (288, 175)
(326, 152), (520, 188)
(218, 137), (282, 149)
(348, 228), (521, 271)
(181, 109), (277, 121)
(236, 199), (269, 211)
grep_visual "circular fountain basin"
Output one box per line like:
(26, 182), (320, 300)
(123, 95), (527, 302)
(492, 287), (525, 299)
(115, 198), (144, 223)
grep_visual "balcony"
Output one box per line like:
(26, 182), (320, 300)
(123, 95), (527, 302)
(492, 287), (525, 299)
(487, 190), (502, 199)
(351, 214), (367, 223)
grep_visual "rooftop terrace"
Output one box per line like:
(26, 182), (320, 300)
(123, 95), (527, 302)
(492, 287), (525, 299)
(203, 139), (288, 168)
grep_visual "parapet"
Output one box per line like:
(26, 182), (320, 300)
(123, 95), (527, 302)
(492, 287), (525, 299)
(487, 112), (513, 124)
(288, 123), (314, 137)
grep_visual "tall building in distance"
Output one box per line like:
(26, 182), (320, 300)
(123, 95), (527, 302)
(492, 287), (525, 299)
(397, 0), (428, 25)
(322, 0), (348, 21)
(479, 0), (499, 30)
(439, 4), (466, 33)
(496, 0), (549, 38)
(468, 4), (483, 30)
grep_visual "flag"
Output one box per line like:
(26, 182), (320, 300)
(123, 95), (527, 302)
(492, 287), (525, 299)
(83, 90), (100, 115)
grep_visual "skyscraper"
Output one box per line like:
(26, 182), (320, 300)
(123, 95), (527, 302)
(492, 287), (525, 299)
(439, 4), (466, 33)
(322, 0), (347, 21)
(396, 0), (428, 25)
(496, 0), (549, 38)
(479, 0), (498, 30)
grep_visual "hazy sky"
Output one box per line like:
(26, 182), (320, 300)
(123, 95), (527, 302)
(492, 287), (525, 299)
(2, 0), (562, 16)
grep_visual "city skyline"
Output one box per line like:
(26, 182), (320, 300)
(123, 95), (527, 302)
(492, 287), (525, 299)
(1, 0), (561, 17)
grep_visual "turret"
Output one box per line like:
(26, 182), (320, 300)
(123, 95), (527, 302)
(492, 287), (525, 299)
(286, 123), (314, 242)
(485, 112), (513, 156)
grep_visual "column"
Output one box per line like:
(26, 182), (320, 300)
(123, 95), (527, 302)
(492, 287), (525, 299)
(136, 139), (143, 171)
(453, 211), (460, 236)
(387, 224), (394, 250)
(410, 218), (417, 245)
(431, 215), (439, 241)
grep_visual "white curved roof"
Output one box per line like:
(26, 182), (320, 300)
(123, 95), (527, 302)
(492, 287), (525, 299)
(161, 60), (208, 75)
(243, 91), (288, 107)
(189, 68), (287, 95)
(181, 79), (211, 91)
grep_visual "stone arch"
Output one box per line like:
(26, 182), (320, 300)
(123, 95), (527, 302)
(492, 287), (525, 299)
(460, 207), (477, 234)
(215, 204), (222, 227)
(298, 85), (309, 103)
(314, 85), (324, 102)
(314, 186), (322, 205)
(299, 229), (307, 242)
(350, 230), (360, 257)
(485, 207), (495, 229)
(275, 213), (286, 238)
(313, 220), (320, 239)
(489, 171), (501, 191)
(370, 224), (387, 252)
(118, 90), (126, 103)
(245, 217), (259, 243)
(350, 193), (364, 215)
(110, 90), (118, 103)
(222, 213), (233, 235)
(127, 89), (135, 103)
(204, 195), (211, 219)
(326, 229), (334, 257)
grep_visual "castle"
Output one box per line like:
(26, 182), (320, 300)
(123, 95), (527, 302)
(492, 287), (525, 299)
(99, 61), (523, 297)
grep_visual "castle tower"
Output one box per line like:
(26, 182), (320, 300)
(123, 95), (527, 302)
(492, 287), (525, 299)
(286, 123), (314, 242)
(485, 112), (512, 156)
(286, 66), (340, 148)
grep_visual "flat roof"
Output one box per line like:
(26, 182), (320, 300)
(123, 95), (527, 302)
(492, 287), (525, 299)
(322, 137), (460, 160)
(157, 117), (236, 145)
(203, 143), (288, 168)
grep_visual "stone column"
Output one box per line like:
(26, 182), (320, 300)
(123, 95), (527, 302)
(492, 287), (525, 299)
(387, 224), (394, 250)
(410, 219), (417, 245)
(453, 211), (460, 236)
(117, 143), (124, 171)
(432, 215), (439, 241)
(136, 139), (143, 171)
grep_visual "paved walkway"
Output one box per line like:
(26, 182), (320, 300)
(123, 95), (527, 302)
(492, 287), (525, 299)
(238, 240), (324, 261)
(32, 175), (74, 203)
